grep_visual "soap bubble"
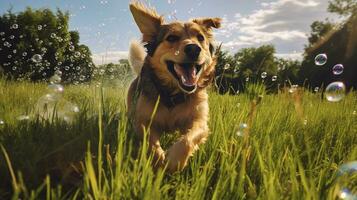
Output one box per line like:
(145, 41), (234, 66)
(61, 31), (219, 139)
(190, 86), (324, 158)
(325, 82), (345, 102)
(49, 75), (62, 84)
(0, 119), (4, 125)
(314, 87), (319, 92)
(47, 84), (64, 100)
(69, 45), (75, 51)
(236, 123), (248, 137)
(74, 51), (81, 58)
(37, 25), (43, 30)
(271, 75), (277, 82)
(17, 115), (30, 121)
(31, 54), (42, 63)
(261, 72), (267, 79)
(54, 70), (62, 76)
(335, 161), (357, 200)
(314, 53), (327, 66)
(289, 85), (298, 93)
(11, 24), (18, 29)
(224, 63), (230, 70)
(332, 64), (344, 75)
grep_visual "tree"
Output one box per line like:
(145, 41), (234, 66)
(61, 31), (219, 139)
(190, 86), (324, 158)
(215, 45), (280, 94)
(0, 7), (94, 83)
(328, 0), (357, 16)
(300, 0), (357, 90)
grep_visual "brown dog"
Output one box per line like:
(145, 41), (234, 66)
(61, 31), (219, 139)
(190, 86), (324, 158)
(127, 2), (221, 172)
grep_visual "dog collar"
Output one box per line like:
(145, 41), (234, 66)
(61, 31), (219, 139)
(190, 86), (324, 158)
(141, 65), (188, 108)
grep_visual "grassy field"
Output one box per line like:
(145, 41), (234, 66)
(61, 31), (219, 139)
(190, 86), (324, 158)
(0, 79), (356, 199)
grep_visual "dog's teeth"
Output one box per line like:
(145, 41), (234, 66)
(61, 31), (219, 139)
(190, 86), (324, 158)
(181, 75), (186, 83)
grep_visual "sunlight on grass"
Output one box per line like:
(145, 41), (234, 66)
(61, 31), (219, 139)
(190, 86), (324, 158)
(0, 79), (356, 199)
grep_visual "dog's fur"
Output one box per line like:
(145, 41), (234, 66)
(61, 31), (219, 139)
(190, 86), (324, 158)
(127, 2), (221, 172)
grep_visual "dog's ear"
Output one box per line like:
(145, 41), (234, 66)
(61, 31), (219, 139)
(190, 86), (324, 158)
(192, 18), (222, 30)
(129, 2), (163, 40)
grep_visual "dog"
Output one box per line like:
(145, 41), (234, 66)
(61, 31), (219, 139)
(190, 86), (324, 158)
(127, 2), (221, 172)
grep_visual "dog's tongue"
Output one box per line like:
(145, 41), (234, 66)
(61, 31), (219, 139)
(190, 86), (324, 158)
(174, 64), (197, 87)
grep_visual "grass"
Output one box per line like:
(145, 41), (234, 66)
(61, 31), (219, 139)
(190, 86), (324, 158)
(0, 78), (356, 199)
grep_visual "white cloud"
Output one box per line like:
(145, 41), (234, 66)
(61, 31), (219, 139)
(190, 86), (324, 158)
(217, 0), (334, 57)
(92, 51), (128, 65)
(276, 52), (303, 60)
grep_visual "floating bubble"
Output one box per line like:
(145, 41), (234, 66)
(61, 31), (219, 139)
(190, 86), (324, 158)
(303, 119), (308, 125)
(224, 63), (230, 70)
(54, 70), (62, 76)
(236, 123), (248, 137)
(17, 115), (30, 121)
(9, 35), (15, 40)
(332, 64), (344, 75)
(353, 111), (356, 115)
(50, 33), (56, 38)
(64, 66), (70, 71)
(336, 161), (357, 200)
(314, 53), (327, 66)
(79, 75), (86, 81)
(49, 75), (61, 84)
(337, 161), (357, 176)
(314, 87), (319, 92)
(69, 45), (75, 51)
(339, 188), (356, 200)
(3, 41), (11, 47)
(0, 32), (4, 36)
(31, 54), (42, 63)
(261, 72), (267, 79)
(12, 24), (18, 29)
(325, 82), (345, 102)
(245, 77), (249, 82)
(37, 25), (43, 30)
(174, 50), (180, 56)
(47, 84), (64, 100)
(74, 51), (81, 58)
(289, 85), (298, 94)
(0, 119), (4, 125)
(271, 75), (277, 82)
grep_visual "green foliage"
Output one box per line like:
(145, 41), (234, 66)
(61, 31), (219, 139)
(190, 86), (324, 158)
(306, 21), (334, 47)
(0, 80), (356, 199)
(328, 0), (357, 16)
(215, 45), (299, 94)
(92, 59), (133, 87)
(301, 0), (357, 90)
(0, 7), (94, 83)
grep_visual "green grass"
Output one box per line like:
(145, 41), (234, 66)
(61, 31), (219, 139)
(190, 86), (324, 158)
(0, 79), (356, 199)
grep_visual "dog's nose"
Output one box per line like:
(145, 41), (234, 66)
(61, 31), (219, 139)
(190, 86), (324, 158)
(184, 44), (201, 60)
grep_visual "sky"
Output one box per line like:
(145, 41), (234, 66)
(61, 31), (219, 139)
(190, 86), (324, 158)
(0, 0), (339, 65)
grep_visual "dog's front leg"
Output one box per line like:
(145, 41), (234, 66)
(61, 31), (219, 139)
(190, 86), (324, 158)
(136, 123), (165, 169)
(166, 121), (209, 172)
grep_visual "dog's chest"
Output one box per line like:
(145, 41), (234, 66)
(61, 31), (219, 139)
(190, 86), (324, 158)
(155, 102), (197, 132)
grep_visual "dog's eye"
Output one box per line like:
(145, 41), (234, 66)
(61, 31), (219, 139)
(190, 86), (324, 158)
(166, 35), (180, 43)
(197, 34), (205, 42)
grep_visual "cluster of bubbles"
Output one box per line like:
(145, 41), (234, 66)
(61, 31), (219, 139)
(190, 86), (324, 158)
(314, 53), (346, 102)
(35, 71), (80, 123)
(0, 71), (80, 126)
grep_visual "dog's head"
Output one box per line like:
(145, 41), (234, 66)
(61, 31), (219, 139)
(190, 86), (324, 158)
(130, 3), (221, 94)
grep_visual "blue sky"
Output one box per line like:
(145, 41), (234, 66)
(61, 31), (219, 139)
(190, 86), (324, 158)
(0, 0), (337, 64)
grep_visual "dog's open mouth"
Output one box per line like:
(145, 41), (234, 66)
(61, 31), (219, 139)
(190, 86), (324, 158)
(166, 61), (203, 93)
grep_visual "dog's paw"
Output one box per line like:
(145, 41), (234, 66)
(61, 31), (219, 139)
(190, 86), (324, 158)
(152, 147), (166, 170)
(166, 139), (193, 173)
